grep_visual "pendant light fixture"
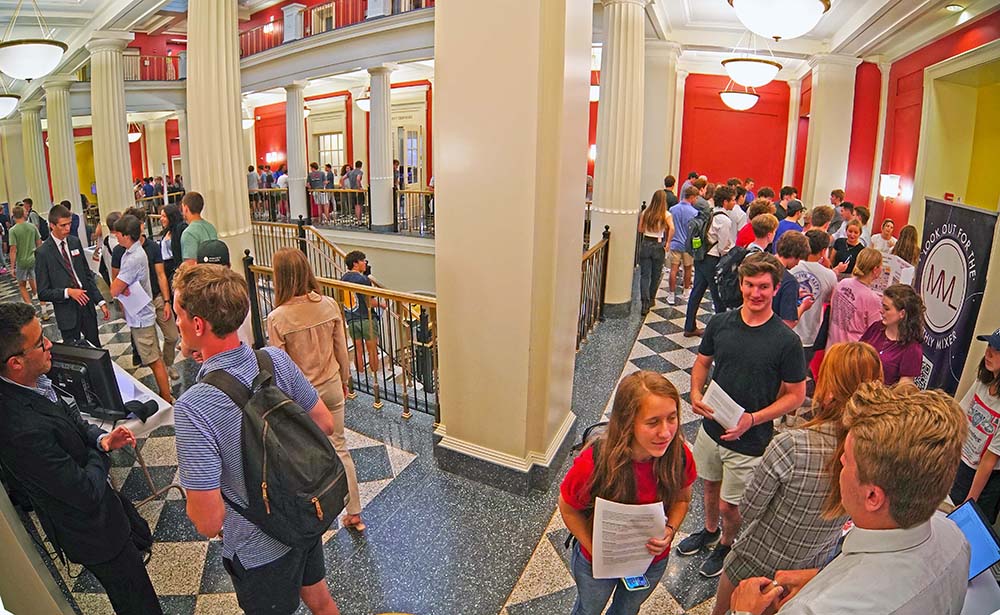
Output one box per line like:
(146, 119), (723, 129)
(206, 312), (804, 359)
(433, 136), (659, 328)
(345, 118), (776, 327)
(241, 104), (255, 129)
(0, 78), (19, 118)
(728, 0), (830, 42)
(127, 122), (142, 143)
(0, 0), (68, 81)
(722, 30), (783, 88)
(356, 90), (370, 113)
(720, 80), (759, 111)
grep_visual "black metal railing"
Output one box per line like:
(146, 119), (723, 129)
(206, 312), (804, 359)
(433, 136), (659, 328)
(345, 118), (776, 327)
(583, 200), (592, 249)
(251, 188), (291, 223)
(308, 188), (370, 230)
(395, 188), (434, 236)
(578, 225), (611, 350)
(244, 251), (439, 420)
(633, 201), (646, 267)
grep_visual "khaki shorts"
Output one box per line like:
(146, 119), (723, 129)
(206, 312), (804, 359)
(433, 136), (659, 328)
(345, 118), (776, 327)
(667, 249), (693, 269)
(131, 325), (162, 366)
(692, 424), (763, 505)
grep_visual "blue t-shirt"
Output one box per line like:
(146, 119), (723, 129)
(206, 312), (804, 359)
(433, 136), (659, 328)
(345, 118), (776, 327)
(773, 270), (800, 322)
(341, 270), (373, 317)
(772, 219), (802, 253)
(669, 201), (699, 252)
(174, 345), (319, 568)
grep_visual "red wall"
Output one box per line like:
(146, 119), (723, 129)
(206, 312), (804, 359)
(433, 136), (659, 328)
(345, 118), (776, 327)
(844, 62), (882, 210)
(128, 32), (185, 56)
(166, 119), (180, 177)
(678, 74), (790, 190)
(792, 72), (812, 193)
(880, 8), (1000, 226)
(243, 0), (353, 30)
(130, 135), (144, 181)
(253, 102), (288, 168)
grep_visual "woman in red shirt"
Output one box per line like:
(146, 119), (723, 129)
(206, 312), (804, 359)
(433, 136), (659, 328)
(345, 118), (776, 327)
(559, 371), (696, 615)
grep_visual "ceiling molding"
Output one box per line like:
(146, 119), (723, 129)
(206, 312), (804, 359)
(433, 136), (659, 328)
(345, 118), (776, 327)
(869, 0), (1000, 62)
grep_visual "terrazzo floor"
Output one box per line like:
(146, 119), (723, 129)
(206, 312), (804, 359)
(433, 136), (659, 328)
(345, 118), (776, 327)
(1, 264), (721, 614)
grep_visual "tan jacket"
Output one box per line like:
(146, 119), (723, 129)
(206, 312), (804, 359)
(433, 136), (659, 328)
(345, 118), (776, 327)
(266, 292), (351, 387)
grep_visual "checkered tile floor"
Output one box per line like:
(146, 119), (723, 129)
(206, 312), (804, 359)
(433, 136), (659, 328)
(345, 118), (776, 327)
(500, 276), (723, 614)
(0, 273), (417, 614)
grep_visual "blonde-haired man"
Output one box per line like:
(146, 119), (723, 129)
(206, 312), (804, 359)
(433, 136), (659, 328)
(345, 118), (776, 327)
(732, 382), (970, 615)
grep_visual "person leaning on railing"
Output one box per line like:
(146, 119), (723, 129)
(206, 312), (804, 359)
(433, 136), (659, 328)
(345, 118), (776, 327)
(267, 248), (366, 533)
(341, 250), (381, 376)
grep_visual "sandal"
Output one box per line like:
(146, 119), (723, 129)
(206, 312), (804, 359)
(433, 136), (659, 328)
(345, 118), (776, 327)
(341, 513), (366, 532)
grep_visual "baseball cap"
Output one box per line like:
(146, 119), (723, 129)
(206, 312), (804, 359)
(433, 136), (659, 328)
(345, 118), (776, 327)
(787, 200), (804, 214)
(977, 328), (1000, 350)
(197, 240), (231, 267)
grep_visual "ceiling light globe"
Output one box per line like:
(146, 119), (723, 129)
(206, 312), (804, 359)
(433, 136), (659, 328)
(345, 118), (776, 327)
(0, 40), (68, 81)
(729, 0), (829, 41)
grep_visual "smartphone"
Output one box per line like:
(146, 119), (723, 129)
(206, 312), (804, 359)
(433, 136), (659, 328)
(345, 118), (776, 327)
(622, 575), (650, 591)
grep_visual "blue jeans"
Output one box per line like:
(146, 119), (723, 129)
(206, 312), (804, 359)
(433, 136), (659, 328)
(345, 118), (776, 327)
(684, 254), (722, 332)
(638, 238), (666, 307)
(570, 543), (669, 615)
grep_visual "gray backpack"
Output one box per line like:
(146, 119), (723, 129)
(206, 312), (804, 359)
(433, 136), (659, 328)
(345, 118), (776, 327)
(200, 350), (347, 549)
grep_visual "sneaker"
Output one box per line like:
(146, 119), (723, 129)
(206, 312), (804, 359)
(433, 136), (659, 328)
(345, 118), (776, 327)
(700, 544), (731, 578)
(681, 288), (691, 301)
(665, 293), (676, 306)
(676, 527), (721, 555)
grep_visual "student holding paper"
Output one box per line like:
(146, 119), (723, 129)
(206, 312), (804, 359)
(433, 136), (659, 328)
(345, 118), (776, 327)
(110, 215), (173, 403)
(559, 371), (696, 615)
(678, 252), (806, 579)
(710, 342), (883, 615)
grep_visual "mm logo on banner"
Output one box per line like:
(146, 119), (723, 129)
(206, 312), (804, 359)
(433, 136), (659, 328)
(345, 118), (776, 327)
(922, 238), (968, 335)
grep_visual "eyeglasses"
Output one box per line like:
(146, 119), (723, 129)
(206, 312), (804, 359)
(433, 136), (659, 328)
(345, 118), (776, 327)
(3, 334), (48, 364)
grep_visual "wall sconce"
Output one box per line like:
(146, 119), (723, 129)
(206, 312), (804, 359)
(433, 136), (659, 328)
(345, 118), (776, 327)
(588, 144), (597, 161)
(263, 17), (276, 34)
(265, 151), (283, 164)
(879, 174), (901, 199)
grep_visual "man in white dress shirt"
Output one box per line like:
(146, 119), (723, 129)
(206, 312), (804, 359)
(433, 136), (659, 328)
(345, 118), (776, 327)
(730, 382), (970, 615)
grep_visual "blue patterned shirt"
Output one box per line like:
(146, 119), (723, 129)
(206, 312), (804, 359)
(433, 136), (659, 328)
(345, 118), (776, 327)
(174, 344), (319, 568)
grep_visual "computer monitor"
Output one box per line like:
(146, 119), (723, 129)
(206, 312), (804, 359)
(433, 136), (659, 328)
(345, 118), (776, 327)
(48, 342), (127, 421)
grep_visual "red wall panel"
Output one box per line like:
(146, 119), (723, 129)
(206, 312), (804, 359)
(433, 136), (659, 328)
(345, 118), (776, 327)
(253, 102), (287, 168)
(243, 0), (359, 30)
(128, 33), (185, 56)
(844, 62), (882, 209)
(129, 138), (144, 182)
(793, 117), (809, 193)
(880, 8), (1000, 226)
(678, 74), (790, 190)
(166, 119), (180, 178)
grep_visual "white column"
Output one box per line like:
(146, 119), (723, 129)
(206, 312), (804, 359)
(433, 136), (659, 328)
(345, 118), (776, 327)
(86, 32), (135, 222)
(43, 75), (87, 244)
(782, 78), (802, 187)
(367, 0), (390, 18)
(591, 0), (645, 315)
(242, 121), (256, 169)
(801, 54), (862, 208)
(175, 110), (190, 181)
(868, 60), (891, 222)
(640, 41), (682, 203)
(669, 69), (687, 179)
(0, 120), (27, 203)
(433, 0), (590, 481)
(144, 118), (169, 181)
(20, 102), (50, 212)
(187, 0), (251, 259)
(284, 81), (308, 221)
(368, 65), (394, 231)
(177, 50), (187, 79)
(351, 89), (367, 168)
(282, 3), (306, 42)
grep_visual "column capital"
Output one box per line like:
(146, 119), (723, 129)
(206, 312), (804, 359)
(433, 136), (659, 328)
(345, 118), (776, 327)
(368, 64), (396, 76)
(86, 31), (134, 53)
(284, 80), (309, 92)
(645, 40), (682, 59)
(281, 3), (306, 15)
(19, 101), (42, 114)
(677, 69), (689, 80)
(145, 117), (167, 127)
(808, 53), (862, 71)
(42, 75), (77, 92)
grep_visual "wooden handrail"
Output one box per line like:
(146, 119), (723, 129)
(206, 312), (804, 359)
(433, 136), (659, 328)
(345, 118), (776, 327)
(582, 236), (609, 262)
(250, 264), (436, 307)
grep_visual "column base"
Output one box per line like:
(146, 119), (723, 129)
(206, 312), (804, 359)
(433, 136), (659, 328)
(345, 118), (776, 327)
(432, 413), (577, 495)
(370, 223), (397, 233)
(602, 301), (633, 319)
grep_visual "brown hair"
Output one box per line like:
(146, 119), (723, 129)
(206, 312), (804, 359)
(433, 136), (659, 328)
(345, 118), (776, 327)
(181, 191), (205, 215)
(273, 248), (320, 307)
(12, 205), (24, 220)
(747, 199), (776, 220)
(892, 225), (920, 266)
(830, 189), (845, 201)
(172, 263), (249, 336)
(587, 371), (687, 511)
(683, 186), (700, 199)
(738, 251), (784, 287)
(852, 247), (883, 279)
(978, 354), (1000, 391)
(805, 342), (883, 517)
(882, 284), (924, 345)
(640, 190), (669, 234)
(751, 213), (779, 239)
(805, 229), (831, 255)
(810, 205), (835, 228)
(843, 382), (965, 528)
(692, 178), (707, 190)
(776, 230), (810, 260)
(855, 206), (871, 225)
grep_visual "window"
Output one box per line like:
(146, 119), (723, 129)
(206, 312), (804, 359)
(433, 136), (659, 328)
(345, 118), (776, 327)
(405, 130), (420, 186)
(316, 132), (345, 171)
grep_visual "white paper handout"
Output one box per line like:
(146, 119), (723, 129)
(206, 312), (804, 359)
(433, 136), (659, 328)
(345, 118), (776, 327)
(702, 380), (746, 430)
(592, 497), (666, 579)
(117, 281), (152, 317)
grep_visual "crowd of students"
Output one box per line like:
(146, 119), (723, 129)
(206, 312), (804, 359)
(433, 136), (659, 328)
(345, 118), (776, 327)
(560, 173), (998, 614)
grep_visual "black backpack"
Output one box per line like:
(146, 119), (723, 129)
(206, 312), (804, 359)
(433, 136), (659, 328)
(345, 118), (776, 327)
(200, 350), (348, 549)
(714, 245), (750, 309)
(686, 209), (727, 261)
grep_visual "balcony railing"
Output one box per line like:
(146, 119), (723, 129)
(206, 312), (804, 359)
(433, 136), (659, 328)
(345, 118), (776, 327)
(578, 226), (610, 350)
(124, 55), (181, 81)
(396, 189), (434, 236)
(240, 0), (434, 58)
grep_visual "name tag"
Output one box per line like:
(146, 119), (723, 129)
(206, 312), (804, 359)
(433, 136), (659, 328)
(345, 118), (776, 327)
(70, 249), (81, 256)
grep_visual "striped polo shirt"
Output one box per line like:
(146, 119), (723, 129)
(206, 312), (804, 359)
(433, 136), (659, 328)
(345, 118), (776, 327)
(174, 344), (319, 568)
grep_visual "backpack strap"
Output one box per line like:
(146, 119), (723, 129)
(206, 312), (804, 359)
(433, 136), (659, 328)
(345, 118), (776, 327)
(198, 349), (275, 409)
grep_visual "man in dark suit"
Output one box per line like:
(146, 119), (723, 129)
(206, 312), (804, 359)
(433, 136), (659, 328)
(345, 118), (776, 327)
(35, 204), (110, 346)
(0, 302), (162, 614)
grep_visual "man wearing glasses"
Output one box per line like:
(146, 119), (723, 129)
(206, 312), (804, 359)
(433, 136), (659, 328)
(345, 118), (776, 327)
(0, 302), (161, 614)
